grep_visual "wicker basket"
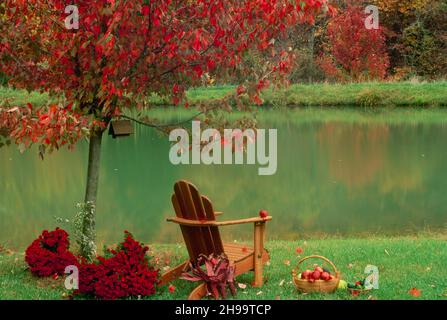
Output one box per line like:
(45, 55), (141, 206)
(292, 255), (340, 293)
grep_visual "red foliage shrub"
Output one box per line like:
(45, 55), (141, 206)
(25, 228), (78, 277)
(318, 5), (390, 82)
(76, 231), (159, 300)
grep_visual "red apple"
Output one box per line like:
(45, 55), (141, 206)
(308, 277), (315, 283)
(301, 270), (312, 279)
(259, 210), (268, 218)
(320, 272), (331, 281)
(314, 266), (324, 273)
(312, 270), (321, 280)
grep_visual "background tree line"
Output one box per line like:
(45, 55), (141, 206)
(223, 0), (447, 84)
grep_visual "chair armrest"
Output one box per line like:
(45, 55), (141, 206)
(166, 216), (272, 227)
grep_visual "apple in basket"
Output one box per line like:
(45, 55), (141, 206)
(301, 270), (312, 280)
(300, 265), (334, 282)
(320, 271), (331, 281)
(314, 266), (324, 273)
(312, 270), (321, 280)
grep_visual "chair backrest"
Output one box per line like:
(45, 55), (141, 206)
(172, 180), (224, 263)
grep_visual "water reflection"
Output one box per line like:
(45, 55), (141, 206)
(1, 115), (447, 248)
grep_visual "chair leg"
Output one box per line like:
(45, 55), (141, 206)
(158, 260), (189, 287)
(253, 221), (266, 287)
(188, 282), (208, 300)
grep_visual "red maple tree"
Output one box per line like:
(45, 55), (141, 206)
(318, 5), (389, 81)
(0, 0), (331, 259)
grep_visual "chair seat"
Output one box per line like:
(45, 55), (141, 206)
(223, 243), (254, 262)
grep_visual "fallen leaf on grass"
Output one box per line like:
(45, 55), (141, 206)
(350, 290), (360, 297)
(238, 283), (247, 289)
(408, 287), (421, 297)
(295, 247), (303, 254)
(384, 249), (390, 256)
(283, 260), (290, 266)
(347, 263), (354, 269)
(279, 279), (285, 286)
(168, 284), (176, 293)
(256, 291), (263, 295)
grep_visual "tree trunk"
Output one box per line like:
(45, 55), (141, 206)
(80, 127), (104, 260)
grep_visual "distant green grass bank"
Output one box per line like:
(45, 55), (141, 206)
(1, 82), (447, 108)
(187, 82), (447, 108)
(1, 236), (446, 300)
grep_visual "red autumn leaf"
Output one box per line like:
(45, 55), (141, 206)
(168, 284), (176, 293)
(408, 287), (421, 297)
(295, 247), (303, 254)
(253, 95), (263, 105)
(350, 290), (360, 297)
(141, 5), (150, 16)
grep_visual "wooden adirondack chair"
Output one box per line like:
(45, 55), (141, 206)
(159, 180), (272, 300)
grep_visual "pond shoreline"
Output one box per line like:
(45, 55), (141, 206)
(2, 82), (447, 109)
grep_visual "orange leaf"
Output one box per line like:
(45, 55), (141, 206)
(408, 287), (421, 297)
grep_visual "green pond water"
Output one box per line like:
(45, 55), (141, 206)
(1, 109), (447, 248)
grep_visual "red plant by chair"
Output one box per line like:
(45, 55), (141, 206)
(181, 253), (237, 299)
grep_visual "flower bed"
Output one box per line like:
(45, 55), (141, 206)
(76, 231), (159, 300)
(25, 229), (159, 300)
(25, 228), (78, 277)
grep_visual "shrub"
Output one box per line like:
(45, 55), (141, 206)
(318, 5), (389, 82)
(76, 231), (159, 300)
(356, 89), (383, 108)
(25, 228), (78, 277)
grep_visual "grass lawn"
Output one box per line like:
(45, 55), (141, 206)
(2, 82), (447, 108)
(1, 236), (446, 300)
